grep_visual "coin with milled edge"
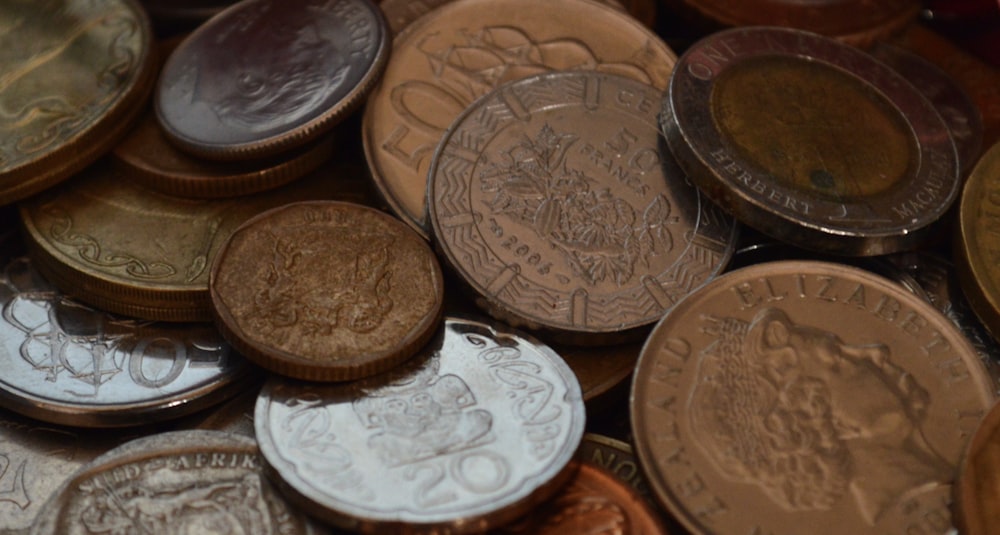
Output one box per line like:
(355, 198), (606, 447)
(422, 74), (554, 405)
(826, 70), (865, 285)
(631, 260), (994, 535)
(955, 400), (1000, 535)
(157, 0), (389, 161)
(429, 71), (736, 344)
(255, 317), (585, 533)
(662, 27), (959, 256)
(957, 141), (1000, 343)
(211, 201), (443, 381)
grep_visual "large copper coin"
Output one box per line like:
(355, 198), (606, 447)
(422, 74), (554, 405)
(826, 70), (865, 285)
(156, 0), (389, 161)
(956, 141), (1000, 342)
(211, 201), (443, 381)
(955, 400), (1000, 534)
(577, 434), (653, 503)
(364, 0), (676, 237)
(429, 71), (736, 344)
(255, 317), (585, 533)
(631, 260), (995, 535)
(0, 0), (156, 206)
(663, 27), (959, 256)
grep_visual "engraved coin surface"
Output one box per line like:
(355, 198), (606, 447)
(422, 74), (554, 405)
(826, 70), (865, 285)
(0, 0), (156, 206)
(663, 27), (959, 256)
(156, 0), (389, 160)
(211, 201), (444, 381)
(30, 430), (325, 535)
(631, 260), (995, 535)
(957, 141), (1000, 345)
(429, 71), (736, 343)
(254, 317), (586, 532)
(364, 0), (676, 237)
(956, 399), (1000, 535)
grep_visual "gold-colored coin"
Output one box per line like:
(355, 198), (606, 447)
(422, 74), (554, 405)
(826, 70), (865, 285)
(955, 400), (1000, 535)
(956, 141), (1000, 341)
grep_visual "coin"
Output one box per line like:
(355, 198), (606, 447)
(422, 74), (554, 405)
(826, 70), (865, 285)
(0, 0), (156, 206)
(428, 71), (736, 344)
(555, 342), (641, 405)
(363, 0), (677, 237)
(254, 316), (585, 532)
(211, 201), (444, 381)
(631, 260), (995, 534)
(662, 27), (959, 256)
(156, 0), (389, 160)
(378, 0), (631, 35)
(955, 399), (1000, 535)
(577, 434), (652, 502)
(956, 141), (1000, 341)
(29, 430), (326, 535)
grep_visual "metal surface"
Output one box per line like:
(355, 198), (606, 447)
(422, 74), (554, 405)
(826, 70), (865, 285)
(956, 400), (1000, 535)
(577, 434), (653, 504)
(956, 141), (1000, 343)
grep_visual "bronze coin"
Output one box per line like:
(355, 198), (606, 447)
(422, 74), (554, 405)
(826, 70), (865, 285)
(378, 0), (633, 36)
(577, 434), (653, 503)
(955, 400), (1000, 535)
(429, 70), (736, 344)
(956, 141), (1000, 342)
(631, 260), (995, 534)
(555, 342), (641, 405)
(364, 0), (677, 237)
(210, 201), (444, 381)
(156, 0), (390, 161)
(0, 0), (156, 206)
(663, 27), (959, 256)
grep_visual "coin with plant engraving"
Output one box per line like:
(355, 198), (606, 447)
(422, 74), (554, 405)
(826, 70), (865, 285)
(428, 71), (736, 344)
(254, 317), (585, 532)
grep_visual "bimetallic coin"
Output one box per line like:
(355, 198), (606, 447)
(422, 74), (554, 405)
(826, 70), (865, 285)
(211, 201), (443, 381)
(956, 400), (1000, 535)
(157, 0), (389, 160)
(631, 261), (995, 535)
(364, 0), (676, 237)
(957, 141), (1000, 343)
(663, 27), (959, 256)
(255, 317), (586, 532)
(429, 71), (736, 344)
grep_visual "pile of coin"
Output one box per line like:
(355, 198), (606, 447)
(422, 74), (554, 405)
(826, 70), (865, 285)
(2, 0), (1000, 533)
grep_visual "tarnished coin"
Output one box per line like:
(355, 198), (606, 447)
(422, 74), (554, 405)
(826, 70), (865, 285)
(211, 201), (443, 381)
(156, 0), (389, 161)
(957, 141), (1000, 342)
(577, 434), (652, 502)
(0, 0), (156, 206)
(631, 260), (995, 535)
(663, 27), (959, 256)
(254, 317), (585, 532)
(955, 399), (1000, 534)
(29, 430), (326, 535)
(429, 71), (736, 344)
(364, 0), (676, 237)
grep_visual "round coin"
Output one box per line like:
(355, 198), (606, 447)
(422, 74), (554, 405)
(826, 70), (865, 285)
(156, 0), (389, 161)
(211, 201), (444, 381)
(429, 71), (736, 344)
(577, 434), (653, 502)
(631, 260), (995, 534)
(957, 141), (1000, 342)
(363, 0), (677, 237)
(662, 27), (959, 256)
(955, 400), (1000, 535)
(254, 316), (585, 532)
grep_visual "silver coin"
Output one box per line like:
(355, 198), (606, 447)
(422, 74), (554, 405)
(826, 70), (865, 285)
(255, 316), (586, 533)
(0, 256), (250, 427)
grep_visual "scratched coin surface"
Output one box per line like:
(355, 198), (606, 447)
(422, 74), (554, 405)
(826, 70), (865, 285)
(156, 0), (389, 160)
(255, 317), (585, 532)
(663, 27), (959, 256)
(955, 399), (1000, 535)
(0, 0), (156, 206)
(211, 201), (444, 381)
(429, 71), (736, 343)
(956, 141), (1000, 345)
(29, 430), (326, 535)
(631, 260), (995, 535)
(363, 0), (676, 237)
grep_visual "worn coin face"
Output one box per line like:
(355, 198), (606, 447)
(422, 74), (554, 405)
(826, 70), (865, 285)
(956, 141), (1000, 343)
(663, 27), (959, 256)
(157, 0), (389, 160)
(364, 0), (676, 237)
(631, 260), (995, 535)
(255, 317), (585, 532)
(211, 201), (443, 381)
(429, 71), (736, 343)
(955, 400), (1000, 535)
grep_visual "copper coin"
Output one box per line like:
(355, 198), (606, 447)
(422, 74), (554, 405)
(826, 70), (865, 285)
(0, 0), (156, 206)
(555, 342), (641, 405)
(429, 71), (736, 344)
(363, 0), (677, 237)
(955, 400), (1000, 535)
(156, 0), (389, 161)
(254, 316), (585, 533)
(956, 141), (1000, 341)
(663, 27), (959, 256)
(577, 434), (653, 503)
(631, 260), (995, 534)
(378, 0), (632, 36)
(210, 201), (444, 381)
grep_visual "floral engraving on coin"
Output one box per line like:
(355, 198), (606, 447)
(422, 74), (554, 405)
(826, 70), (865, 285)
(689, 307), (953, 525)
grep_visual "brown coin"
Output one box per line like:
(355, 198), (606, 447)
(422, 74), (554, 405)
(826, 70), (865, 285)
(577, 434), (653, 503)
(555, 342), (640, 405)
(631, 260), (995, 534)
(210, 201), (444, 381)
(378, 0), (633, 36)
(364, 0), (677, 237)
(0, 0), (156, 206)
(955, 400), (1000, 535)
(156, 0), (389, 161)
(956, 141), (1000, 342)
(429, 71), (735, 344)
(663, 27), (959, 256)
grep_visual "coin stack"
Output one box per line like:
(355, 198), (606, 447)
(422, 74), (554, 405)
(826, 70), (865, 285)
(3, 0), (1000, 534)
